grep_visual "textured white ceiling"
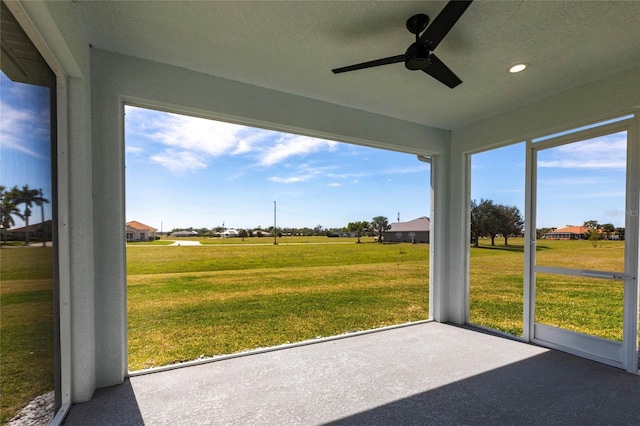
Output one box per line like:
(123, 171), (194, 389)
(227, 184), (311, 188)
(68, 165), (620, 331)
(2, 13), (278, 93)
(74, 0), (640, 130)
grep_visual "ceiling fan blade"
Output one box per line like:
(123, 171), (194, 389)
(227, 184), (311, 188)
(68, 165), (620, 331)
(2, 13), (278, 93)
(422, 54), (462, 88)
(419, 0), (473, 50)
(332, 54), (405, 74)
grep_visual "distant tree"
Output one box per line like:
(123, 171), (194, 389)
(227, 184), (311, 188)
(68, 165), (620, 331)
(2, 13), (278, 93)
(0, 186), (23, 246)
(615, 227), (625, 240)
(600, 223), (615, 240)
(471, 199), (501, 246)
(238, 229), (248, 241)
(472, 199), (523, 246)
(371, 216), (390, 243)
(347, 221), (369, 243)
(536, 227), (556, 240)
(313, 224), (323, 236)
(496, 205), (524, 246)
(482, 201), (503, 246)
(35, 189), (50, 247)
(587, 227), (603, 248)
(16, 185), (43, 245)
(583, 220), (599, 229)
(470, 199), (481, 247)
(196, 227), (210, 237)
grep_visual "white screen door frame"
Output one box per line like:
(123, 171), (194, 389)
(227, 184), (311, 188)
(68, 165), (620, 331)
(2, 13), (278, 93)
(523, 114), (639, 373)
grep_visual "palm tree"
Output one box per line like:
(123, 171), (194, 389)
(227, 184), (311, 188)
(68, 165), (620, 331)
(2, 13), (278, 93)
(16, 185), (41, 245)
(35, 188), (50, 247)
(0, 186), (24, 246)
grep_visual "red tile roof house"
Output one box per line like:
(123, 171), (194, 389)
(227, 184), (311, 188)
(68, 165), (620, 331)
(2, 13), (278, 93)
(126, 221), (157, 242)
(542, 226), (605, 240)
(384, 217), (430, 243)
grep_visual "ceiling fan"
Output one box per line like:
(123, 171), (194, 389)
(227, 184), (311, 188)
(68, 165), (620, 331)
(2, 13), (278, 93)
(331, 0), (472, 88)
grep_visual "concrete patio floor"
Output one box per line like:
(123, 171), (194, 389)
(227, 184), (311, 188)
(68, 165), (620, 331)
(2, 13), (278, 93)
(63, 322), (640, 425)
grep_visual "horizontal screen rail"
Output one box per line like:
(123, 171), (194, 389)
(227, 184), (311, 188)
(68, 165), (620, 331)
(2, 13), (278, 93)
(535, 266), (633, 281)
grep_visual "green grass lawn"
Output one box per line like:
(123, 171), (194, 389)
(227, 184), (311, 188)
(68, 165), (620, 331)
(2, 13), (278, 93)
(0, 247), (55, 424)
(469, 238), (626, 340)
(129, 237), (631, 370)
(127, 240), (430, 370)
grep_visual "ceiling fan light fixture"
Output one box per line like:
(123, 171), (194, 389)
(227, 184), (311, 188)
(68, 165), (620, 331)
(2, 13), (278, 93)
(508, 63), (529, 73)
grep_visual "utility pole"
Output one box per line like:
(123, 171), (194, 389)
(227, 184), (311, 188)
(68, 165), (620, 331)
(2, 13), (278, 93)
(273, 201), (277, 245)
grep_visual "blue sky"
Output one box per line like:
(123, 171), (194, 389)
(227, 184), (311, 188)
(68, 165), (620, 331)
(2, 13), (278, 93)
(471, 130), (628, 229)
(125, 106), (430, 231)
(0, 71), (53, 228)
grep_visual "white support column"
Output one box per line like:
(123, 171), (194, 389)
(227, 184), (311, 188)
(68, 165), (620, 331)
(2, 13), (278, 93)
(435, 133), (467, 324)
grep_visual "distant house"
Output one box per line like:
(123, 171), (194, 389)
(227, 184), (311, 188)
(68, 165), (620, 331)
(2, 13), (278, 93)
(126, 221), (157, 241)
(542, 225), (611, 240)
(384, 217), (430, 243)
(9, 220), (54, 242)
(543, 226), (589, 240)
(253, 230), (272, 237)
(218, 229), (239, 238)
(169, 230), (198, 238)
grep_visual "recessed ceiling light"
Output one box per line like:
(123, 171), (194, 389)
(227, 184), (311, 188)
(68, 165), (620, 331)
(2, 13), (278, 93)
(508, 63), (529, 73)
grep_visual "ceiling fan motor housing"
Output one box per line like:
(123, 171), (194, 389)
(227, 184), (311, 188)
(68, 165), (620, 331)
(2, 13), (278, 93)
(405, 43), (431, 70)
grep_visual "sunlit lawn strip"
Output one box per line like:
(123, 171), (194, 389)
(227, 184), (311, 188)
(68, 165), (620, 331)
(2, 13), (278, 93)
(0, 247), (53, 281)
(127, 240), (174, 245)
(128, 262), (429, 370)
(126, 242), (428, 274)
(469, 238), (626, 340)
(536, 274), (623, 341)
(128, 237), (630, 371)
(0, 273), (54, 424)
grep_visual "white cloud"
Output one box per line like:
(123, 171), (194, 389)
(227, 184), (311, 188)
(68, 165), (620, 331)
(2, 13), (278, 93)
(328, 183), (341, 187)
(270, 175), (309, 184)
(126, 107), (341, 173)
(538, 159), (626, 168)
(538, 136), (626, 169)
(126, 146), (143, 154)
(259, 135), (338, 166)
(150, 150), (207, 174)
(268, 164), (337, 184)
(0, 100), (50, 159)
(326, 164), (428, 180)
(149, 113), (245, 156)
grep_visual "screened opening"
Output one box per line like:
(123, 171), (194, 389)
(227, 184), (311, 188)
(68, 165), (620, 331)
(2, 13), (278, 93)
(535, 131), (627, 274)
(469, 142), (526, 336)
(124, 105), (432, 371)
(530, 122), (634, 367)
